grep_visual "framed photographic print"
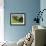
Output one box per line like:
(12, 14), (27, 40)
(10, 13), (25, 25)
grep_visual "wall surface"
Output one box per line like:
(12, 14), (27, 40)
(4, 0), (40, 42)
(40, 0), (46, 27)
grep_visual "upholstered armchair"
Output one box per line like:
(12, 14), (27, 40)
(32, 25), (46, 46)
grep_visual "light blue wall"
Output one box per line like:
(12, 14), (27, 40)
(4, 0), (40, 42)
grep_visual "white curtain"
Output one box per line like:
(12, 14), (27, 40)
(0, 0), (4, 42)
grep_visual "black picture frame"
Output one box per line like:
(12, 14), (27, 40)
(10, 13), (26, 26)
